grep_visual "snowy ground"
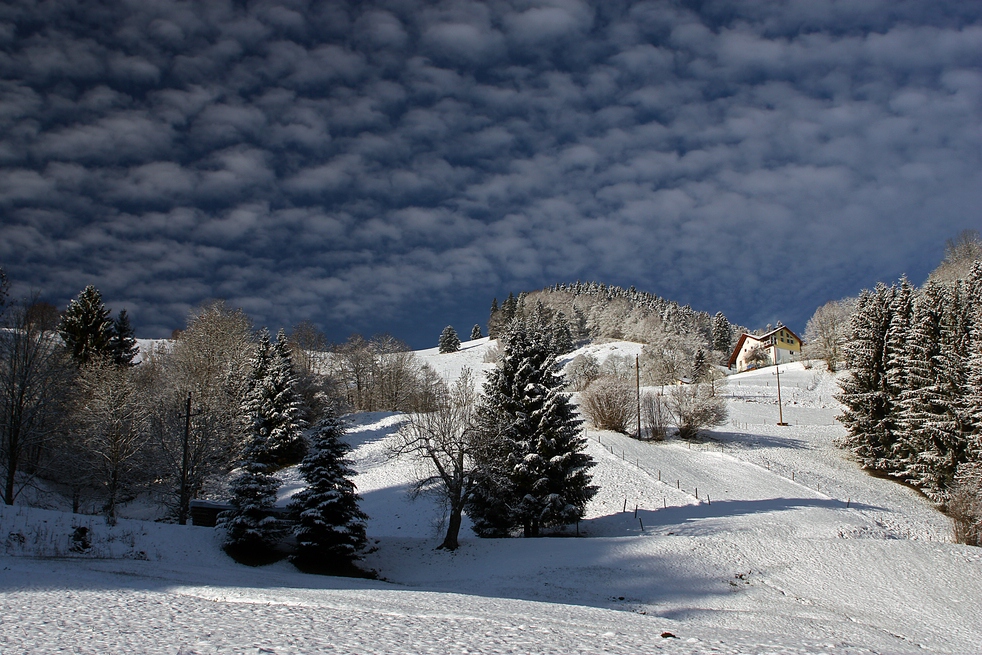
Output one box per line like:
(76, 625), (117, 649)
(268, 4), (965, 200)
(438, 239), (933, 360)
(2, 340), (981, 654)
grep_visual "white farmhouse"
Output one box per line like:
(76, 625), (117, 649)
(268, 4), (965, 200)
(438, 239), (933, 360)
(727, 324), (803, 372)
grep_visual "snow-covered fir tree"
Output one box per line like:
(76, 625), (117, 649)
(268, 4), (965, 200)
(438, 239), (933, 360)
(109, 309), (139, 367)
(438, 325), (460, 354)
(470, 324), (483, 340)
(837, 260), (982, 513)
(487, 298), (505, 339)
(221, 441), (283, 564)
(549, 311), (574, 355)
(711, 312), (732, 353)
(966, 262), (982, 453)
(223, 329), (308, 562)
(879, 276), (914, 474)
(691, 348), (709, 382)
(837, 283), (894, 470)
(59, 285), (114, 367)
(897, 282), (973, 502)
(468, 318), (597, 537)
(289, 413), (368, 575)
(241, 329), (307, 466)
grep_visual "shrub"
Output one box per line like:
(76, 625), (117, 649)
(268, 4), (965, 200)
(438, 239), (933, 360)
(580, 376), (636, 434)
(640, 391), (668, 441)
(668, 381), (728, 440)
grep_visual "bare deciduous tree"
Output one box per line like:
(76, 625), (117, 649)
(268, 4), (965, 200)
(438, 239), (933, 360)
(155, 302), (255, 521)
(332, 334), (424, 412)
(950, 462), (982, 546)
(804, 299), (854, 373)
(929, 229), (982, 284)
(394, 369), (479, 550)
(565, 353), (600, 391)
(73, 359), (151, 524)
(0, 296), (72, 505)
(288, 320), (343, 423)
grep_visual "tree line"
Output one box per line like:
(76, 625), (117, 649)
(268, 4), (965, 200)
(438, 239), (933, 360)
(1, 273), (601, 569)
(836, 234), (982, 545)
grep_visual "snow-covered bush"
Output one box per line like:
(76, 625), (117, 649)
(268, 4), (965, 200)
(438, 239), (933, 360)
(640, 391), (668, 441)
(580, 376), (636, 434)
(668, 381), (728, 440)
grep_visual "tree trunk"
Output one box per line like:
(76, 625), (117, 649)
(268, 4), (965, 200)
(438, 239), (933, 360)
(438, 505), (463, 550)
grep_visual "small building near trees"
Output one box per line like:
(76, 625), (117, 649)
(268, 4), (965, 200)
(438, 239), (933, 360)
(727, 324), (803, 372)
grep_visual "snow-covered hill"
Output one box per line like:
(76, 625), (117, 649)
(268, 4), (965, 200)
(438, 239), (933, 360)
(2, 339), (981, 654)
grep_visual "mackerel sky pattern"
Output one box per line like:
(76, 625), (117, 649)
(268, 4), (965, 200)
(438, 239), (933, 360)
(0, 1), (980, 346)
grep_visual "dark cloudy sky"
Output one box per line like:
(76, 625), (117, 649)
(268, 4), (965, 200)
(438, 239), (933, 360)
(1, 1), (979, 347)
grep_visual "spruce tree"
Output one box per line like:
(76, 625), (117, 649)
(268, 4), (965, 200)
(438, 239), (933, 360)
(221, 440), (283, 564)
(109, 309), (139, 367)
(691, 348), (709, 382)
(439, 325), (461, 354)
(470, 324), (483, 340)
(223, 328), (306, 562)
(837, 284), (894, 470)
(241, 329), (307, 466)
(549, 311), (574, 355)
(468, 318), (597, 537)
(966, 262), (982, 457)
(289, 414), (368, 574)
(501, 293), (518, 323)
(880, 277), (914, 474)
(898, 282), (973, 502)
(711, 312), (732, 353)
(487, 298), (503, 339)
(59, 285), (114, 367)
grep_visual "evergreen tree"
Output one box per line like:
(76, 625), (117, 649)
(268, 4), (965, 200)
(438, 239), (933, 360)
(880, 277), (914, 474)
(711, 312), (732, 353)
(898, 282), (973, 502)
(487, 298), (503, 339)
(289, 413), (368, 574)
(59, 285), (114, 367)
(470, 324), (483, 340)
(501, 292), (518, 323)
(241, 329), (307, 466)
(223, 328), (308, 563)
(966, 262), (982, 456)
(691, 348), (709, 382)
(468, 319), (597, 537)
(837, 284), (894, 470)
(438, 325), (460, 354)
(109, 309), (139, 367)
(221, 442), (283, 564)
(549, 311), (574, 355)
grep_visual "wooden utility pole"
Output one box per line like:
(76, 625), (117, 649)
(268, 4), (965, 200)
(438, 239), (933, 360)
(636, 354), (642, 439)
(774, 367), (789, 426)
(178, 392), (198, 525)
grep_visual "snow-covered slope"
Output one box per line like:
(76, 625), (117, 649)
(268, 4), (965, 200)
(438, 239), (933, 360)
(2, 339), (981, 655)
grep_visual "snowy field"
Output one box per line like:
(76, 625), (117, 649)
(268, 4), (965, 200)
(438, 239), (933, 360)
(3, 340), (982, 654)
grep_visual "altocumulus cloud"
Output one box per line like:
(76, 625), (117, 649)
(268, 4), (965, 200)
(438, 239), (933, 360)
(0, 0), (980, 346)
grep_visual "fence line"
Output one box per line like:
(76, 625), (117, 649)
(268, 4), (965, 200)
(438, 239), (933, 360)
(589, 427), (848, 530)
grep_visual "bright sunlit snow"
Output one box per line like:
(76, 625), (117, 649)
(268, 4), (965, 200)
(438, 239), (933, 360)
(2, 339), (981, 654)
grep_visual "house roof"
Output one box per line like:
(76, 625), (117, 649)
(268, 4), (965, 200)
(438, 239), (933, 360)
(726, 324), (804, 368)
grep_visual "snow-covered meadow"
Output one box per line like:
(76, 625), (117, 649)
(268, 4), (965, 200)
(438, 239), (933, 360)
(3, 339), (981, 654)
